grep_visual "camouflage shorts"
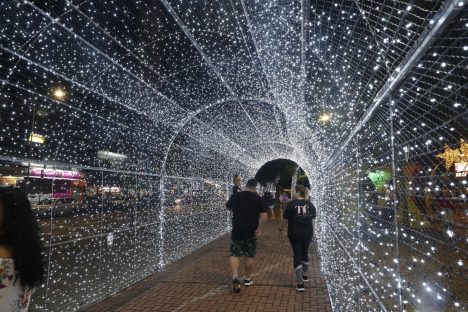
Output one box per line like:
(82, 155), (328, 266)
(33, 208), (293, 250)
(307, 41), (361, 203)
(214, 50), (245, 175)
(229, 237), (257, 258)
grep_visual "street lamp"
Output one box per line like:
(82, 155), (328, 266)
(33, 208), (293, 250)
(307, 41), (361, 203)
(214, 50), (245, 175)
(319, 113), (331, 123)
(52, 87), (66, 100)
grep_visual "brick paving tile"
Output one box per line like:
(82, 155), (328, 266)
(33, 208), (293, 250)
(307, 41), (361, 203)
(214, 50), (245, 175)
(84, 219), (331, 312)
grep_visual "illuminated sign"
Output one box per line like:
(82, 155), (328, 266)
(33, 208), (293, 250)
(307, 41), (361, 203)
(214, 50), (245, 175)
(368, 170), (392, 191)
(51, 191), (73, 199)
(455, 162), (467, 178)
(30, 168), (83, 180)
(0, 176), (19, 186)
(97, 150), (127, 163)
(28, 133), (45, 144)
(98, 186), (120, 193)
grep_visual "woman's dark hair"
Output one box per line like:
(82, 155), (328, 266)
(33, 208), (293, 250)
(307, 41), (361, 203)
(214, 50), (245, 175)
(246, 179), (258, 188)
(295, 185), (307, 198)
(0, 187), (45, 288)
(263, 192), (272, 199)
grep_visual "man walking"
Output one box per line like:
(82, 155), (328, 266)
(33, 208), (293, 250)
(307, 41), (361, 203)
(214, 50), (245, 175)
(226, 179), (267, 293)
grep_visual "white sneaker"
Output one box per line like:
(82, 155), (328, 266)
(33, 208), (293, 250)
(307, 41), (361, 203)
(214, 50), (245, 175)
(296, 283), (305, 292)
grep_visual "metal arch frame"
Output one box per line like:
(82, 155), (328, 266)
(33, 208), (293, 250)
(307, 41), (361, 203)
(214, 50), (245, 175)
(236, 0), (284, 135)
(224, 141), (299, 181)
(160, 96), (325, 179)
(26, 1), (268, 161)
(58, 0), (327, 169)
(159, 97), (288, 175)
(17, 0), (296, 179)
(326, 0), (464, 166)
(16, 2), (257, 173)
(62, 0), (278, 108)
(159, 0), (279, 157)
(237, 0), (355, 142)
(23, 1), (182, 110)
(223, 140), (317, 184)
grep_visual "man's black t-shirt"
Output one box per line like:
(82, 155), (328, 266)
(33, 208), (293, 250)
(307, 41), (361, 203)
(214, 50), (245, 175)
(226, 191), (267, 240)
(284, 199), (316, 238)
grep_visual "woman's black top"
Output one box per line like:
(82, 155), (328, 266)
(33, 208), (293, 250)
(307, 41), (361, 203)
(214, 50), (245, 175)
(284, 199), (316, 238)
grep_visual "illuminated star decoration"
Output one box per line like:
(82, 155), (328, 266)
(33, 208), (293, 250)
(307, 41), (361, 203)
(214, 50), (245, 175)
(459, 138), (468, 162)
(436, 139), (467, 170)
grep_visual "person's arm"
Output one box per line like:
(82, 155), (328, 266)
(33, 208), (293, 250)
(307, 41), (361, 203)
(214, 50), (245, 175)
(256, 212), (267, 236)
(310, 203), (317, 241)
(279, 202), (292, 232)
(0, 245), (13, 259)
(309, 202), (317, 219)
(226, 194), (235, 211)
(255, 197), (268, 237)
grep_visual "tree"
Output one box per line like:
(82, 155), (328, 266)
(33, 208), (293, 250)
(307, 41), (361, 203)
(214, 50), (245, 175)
(255, 159), (309, 189)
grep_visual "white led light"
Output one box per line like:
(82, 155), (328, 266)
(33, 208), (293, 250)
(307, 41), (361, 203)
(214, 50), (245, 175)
(0, 1), (465, 311)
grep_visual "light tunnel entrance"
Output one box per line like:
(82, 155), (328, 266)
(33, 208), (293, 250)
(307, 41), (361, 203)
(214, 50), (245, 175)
(0, 0), (467, 311)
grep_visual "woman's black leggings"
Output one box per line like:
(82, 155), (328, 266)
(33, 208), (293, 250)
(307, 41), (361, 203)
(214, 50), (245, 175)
(288, 235), (312, 268)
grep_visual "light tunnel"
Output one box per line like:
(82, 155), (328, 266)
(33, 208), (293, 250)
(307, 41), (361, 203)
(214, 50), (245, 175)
(0, 0), (467, 311)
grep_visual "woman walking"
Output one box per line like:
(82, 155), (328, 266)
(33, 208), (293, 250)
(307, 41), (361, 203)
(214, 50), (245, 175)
(280, 185), (316, 292)
(0, 187), (45, 311)
(232, 175), (242, 194)
(262, 192), (275, 219)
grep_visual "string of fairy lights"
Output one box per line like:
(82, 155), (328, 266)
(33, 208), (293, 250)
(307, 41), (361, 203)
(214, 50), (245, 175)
(0, 0), (466, 311)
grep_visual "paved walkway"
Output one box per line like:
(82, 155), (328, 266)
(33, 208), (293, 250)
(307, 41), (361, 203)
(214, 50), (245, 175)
(85, 217), (332, 312)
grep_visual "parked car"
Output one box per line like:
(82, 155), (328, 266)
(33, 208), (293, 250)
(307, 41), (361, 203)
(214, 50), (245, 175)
(33, 198), (78, 218)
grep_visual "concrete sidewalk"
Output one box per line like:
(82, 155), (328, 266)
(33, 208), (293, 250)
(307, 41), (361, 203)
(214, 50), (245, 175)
(85, 219), (332, 312)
